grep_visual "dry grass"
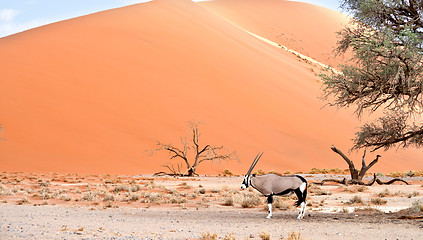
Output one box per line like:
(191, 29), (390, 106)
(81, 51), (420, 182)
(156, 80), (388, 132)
(273, 197), (292, 210)
(410, 200), (423, 212)
(288, 231), (303, 240)
(201, 232), (218, 240)
(239, 193), (261, 208)
(370, 197), (387, 205)
(346, 196), (363, 205)
(223, 197), (234, 206)
(259, 232), (270, 240)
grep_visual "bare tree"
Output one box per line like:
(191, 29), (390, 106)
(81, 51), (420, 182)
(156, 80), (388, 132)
(319, 145), (408, 186)
(152, 121), (236, 177)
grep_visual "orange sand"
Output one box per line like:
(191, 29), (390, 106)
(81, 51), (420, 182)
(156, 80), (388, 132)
(0, 0), (421, 175)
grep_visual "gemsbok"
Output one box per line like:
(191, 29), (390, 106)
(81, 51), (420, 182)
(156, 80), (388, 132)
(240, 153), (308, 219)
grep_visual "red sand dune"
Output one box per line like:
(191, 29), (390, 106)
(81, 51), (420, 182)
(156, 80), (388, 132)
(0, 0), (421, 175)
(200, 0), (350, 66)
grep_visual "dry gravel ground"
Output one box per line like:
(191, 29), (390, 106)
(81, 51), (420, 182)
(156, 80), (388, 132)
(0, 173), (423, 239)
(0, 204), (422, 239)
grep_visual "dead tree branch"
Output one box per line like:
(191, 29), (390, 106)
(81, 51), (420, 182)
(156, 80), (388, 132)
(151, 121), (236, 176)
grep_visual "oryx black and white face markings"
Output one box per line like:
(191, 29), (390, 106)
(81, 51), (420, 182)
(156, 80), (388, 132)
(241, 153), (308, 219)
(241, 175), (249, 190)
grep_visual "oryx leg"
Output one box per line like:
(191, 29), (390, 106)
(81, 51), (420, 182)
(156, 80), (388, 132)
(294, 186), (307, 220)
(266, 195), (273, 219)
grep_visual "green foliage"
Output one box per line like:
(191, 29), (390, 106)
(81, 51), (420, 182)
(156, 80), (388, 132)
(321, 0), (423, 151)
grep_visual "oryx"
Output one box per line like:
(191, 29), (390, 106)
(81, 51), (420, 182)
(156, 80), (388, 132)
(241, 153), (308, 219)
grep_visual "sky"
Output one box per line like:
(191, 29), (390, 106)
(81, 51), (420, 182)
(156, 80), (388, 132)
(0, 0), (342, 38)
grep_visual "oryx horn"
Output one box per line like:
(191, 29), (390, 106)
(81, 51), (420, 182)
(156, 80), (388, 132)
(247, 152), (263, 175)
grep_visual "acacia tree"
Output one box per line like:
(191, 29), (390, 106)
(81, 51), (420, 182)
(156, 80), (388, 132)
(321, 0), (423, 151)
(152, 121), (236, 176)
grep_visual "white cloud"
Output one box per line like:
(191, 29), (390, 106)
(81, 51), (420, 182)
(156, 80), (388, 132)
(0, 9), (20, 22)
(0, 18), (52, 38)
(0, 9), (19, 22)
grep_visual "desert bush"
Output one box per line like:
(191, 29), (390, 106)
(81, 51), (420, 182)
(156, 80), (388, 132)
(81, 191), (97, 201)
(58, 194), (71, 201)
(0, 184), (13, 196)
(127, 193), (140, 202)
(201, 232), (218, 240)
(102, 193), (115, 202)
(308, 168), (329, 174)
(103, 201), (115, 209)
(386, 172), (403, 178)
(223, 197), (234, 206)
(113, 184), (129, 193)
(223, 233), (236, 240)
(288, 231), (303, 240)
(329, 168), (344, 174)
(410, 200), (423, 212)
(259, 232), (270, 240)
(268, 170), (282, 175)
(142, 192), (162, 203)
(17, 196), (30, 205)
(377, 188), (391, 198)
(169, 196), (187, 204)
(129, 184), (141, 192)
(240, 193), (261, 208)
(211, 189), (220, 193)
(253, 169), (266, 175)
(370, 197), (387, 205)
(223, 169), (233, 176)
(199, 188), (206, 194)
(346, 195), (363, 205)
(356, 186), (368, 192)
(273, 197), (291, 210)
(37, 188), (52, 200)
(407, 191), (420, 198)
(38, 181), (49, 187)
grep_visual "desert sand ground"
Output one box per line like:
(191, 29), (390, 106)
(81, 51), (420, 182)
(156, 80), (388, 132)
(0, 172), (422, 239)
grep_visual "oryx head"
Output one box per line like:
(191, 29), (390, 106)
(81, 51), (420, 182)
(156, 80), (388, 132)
(241, 152), (263, 190)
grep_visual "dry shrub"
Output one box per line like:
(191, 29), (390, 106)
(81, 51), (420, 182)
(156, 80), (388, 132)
(268, 170), (283, 175)
(308, 168), (329, 174)
(201, 232), (218, 240)
(356, 186), (368, 192)
(407, 191), (420, 198)
(370, 197), (387, 205)
(346, 195), (363, 205)
(259, 232), (270, 240)
(17, 196), (30, 205)
(103, 194), (115, 202)
(113, 184), (129, 193)
(223, 169), (233, 176)
(58, 194), (71, 201)
(254, 169), (266, 175)
(141, 192), (162, 203)
(127, 193), (140, 202)
(223, 197), (234, 206)
(329, 168), (344, 174)
(223, 233), (236, 240)
(288, 231), (303, 240)
(129, 184), (141, 192)
(240, 193), (261, 208)
(386, 172), (403, 178)
(170, 196), (187, 204)
(81, 191), (97, 201)
(410, 200), (423, 212)
(37, 188), (52, 200)
(273, 197), (291, 210)
(377, 188), (391, 198)
(0, 184), (13, 196)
